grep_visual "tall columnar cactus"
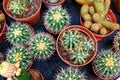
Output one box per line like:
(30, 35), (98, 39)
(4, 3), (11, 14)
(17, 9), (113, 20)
(47, 0), (59, 3)
(8, 0), (25, 15)
(7, 22), (32, 45)
(44, 8), (69, 34)
(7, 47), (32, 69)
(56, 67), (86, 80)
(93, 50), (120, 79)
(30, 32), (55, 60)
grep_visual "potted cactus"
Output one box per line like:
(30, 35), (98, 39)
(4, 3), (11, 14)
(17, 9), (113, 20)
(0, 11), (7, 43)
(29, 32), (55, 60)
(44, 8), (69, 34)
(42, 0), (65, 9)
(56, 25), (97, 66)
(6, 22), (34, 46)
(6, 47), (32, 69)
(55, 67), (86, 80)
(92, 50), (120, 80)
(80, 0), (119, 41)
(3, 0), (42, 25)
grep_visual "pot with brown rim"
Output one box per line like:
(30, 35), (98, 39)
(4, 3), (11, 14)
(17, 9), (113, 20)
(3, 0), (42, 26)
(56, 25), (97, 66)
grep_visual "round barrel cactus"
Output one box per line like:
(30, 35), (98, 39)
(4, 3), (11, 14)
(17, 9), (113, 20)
(47, 0), (59, 3)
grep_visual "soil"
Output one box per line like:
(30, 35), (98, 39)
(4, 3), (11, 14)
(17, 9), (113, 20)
(8, 0), (40, 18)
(0, 22), (4, 33)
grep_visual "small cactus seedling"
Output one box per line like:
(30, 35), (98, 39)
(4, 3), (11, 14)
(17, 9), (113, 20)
(56, 67), (86, 80)
(47, 0), (59, 3)
(8, 0), (25, 15)
(93, 50), (120, 79)
(7, 22), (32, 45)
(7, 47), (32, 69)
(44, 8), (69, 34)
(30, 32), (55, 60)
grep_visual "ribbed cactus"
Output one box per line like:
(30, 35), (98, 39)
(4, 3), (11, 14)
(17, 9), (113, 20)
(30, 32), (55, 60)
(47, 0), (59, 3)
(7, 22), (32, 45)
(93, 50), (120, 79)
(56, 67), (86, 80)
(8, 0), (25, 15)
(7, 47), (32, 69)
(21, 0), (32, 3)
(44, 8), (69, 34)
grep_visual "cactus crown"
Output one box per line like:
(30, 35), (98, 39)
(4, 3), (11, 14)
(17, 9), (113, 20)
(60, 29), (94, 64)
(47, 0), (59, 3)
(56, 67), (86, 80)
(93, 50), (120, 79)
(30, 32), (55, 60)
(7, 47), (32, 69)
(45, 8), (69, 34)
(7, 22), (31, 45)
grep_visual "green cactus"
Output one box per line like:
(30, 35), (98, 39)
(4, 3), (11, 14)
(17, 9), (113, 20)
(7, 47), (32, 69)
(7, 22), (31, 45)
(93, 50), (120, 79)
(30, 32), (55, 60)
(88, 6), (95, 15)
(92, 13), (102, 23)
(84, 21), (92, 29)
(56, 67), (86, 80)
(81, 4), (89, 17)
(71, 38), (94, 64)
(8, 0), (25, 15)
(60, 30), (80, 50)
(83, 13), (92, 21)
(21, 0), (32, 3)
(47, 0), (59, 3)
(44, 8), (69, 34)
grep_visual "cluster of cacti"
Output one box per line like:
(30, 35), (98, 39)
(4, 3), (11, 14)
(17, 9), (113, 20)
(44, 8), (69, 34)
(60, 30), (94, 64)
(56, 67), (86, 80)
(6, 22), (31, 45)
(47, 0), (59, 3)
(29, 32), (55, 60)
(81, 0), (119, 35)
(0, 12), (5, 33)
(7, 47), (32, 69)
(93, 50), (120, 79)
(113, 30), (120, 55)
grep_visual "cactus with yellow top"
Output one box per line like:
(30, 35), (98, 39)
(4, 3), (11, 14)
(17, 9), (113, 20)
(93, 50), (120, 79)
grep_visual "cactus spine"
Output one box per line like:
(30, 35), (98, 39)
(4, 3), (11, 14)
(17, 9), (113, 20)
(93, 50), (120, 79)
(30, 32), (55, 60)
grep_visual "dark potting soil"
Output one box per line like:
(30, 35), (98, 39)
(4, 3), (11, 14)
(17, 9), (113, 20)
(8, 0), (40, 18)
(0, 22), (4, 33)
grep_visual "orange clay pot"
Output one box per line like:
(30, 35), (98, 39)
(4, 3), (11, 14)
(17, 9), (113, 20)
(56, 25), (98, 67)
(3, 0), (42, 26)
(0, 11), (7, 43)
(80, 9), (117, 41)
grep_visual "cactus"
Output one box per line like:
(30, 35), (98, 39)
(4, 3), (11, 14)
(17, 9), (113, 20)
(44, 8), (69, 34)
(88, 6), (95, 15)
(21, 0), (32, 3)
(99, 27), (108, 35)
(0, 12), (5, 23)
(8, 0), (25, 15)
(90, 23), (102, 33)
(70, 38), (94, 64)
(83, 13), (92, 21)
(30, 32), (55, 60)
(92, 13), (102, 23)
(93, 50), (120, 79)
(56, 67), (86, 80)
(7, 47), (32, 69)
(7, 22), (32, 45)
(81, 4), (89, 17)
(47, 0), (59, 3)
(84, 21), (92, 29)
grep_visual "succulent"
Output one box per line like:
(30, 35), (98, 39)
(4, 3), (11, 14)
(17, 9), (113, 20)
(44, 8), (69, 34)
(84, 21), (92, 29)
(30, 32), (55, 60)
(47, 0), (59, 3)
(56, 67), (86, 80)
(21, 0), (32, 3)
(80, 4), (89, 17)
(7, 22), (32, 45)
(0, 12), (5, 23)
(83, 13), (92, 21)
(8, 0), (25, 15)
(7, 47), (32, 69)
(93, 50), (120, 79)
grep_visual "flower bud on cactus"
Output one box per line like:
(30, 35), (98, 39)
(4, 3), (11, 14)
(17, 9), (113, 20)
(8, 0), (25, 15)
(56, 67), (86, 80)
(44, 8), (69, 34)
(7, 47), (32, 69)
(93, 50), (120, 79)
(47, 0), (59, 3)
(7, 22), (32, 45)
(29, 32), (55, 60)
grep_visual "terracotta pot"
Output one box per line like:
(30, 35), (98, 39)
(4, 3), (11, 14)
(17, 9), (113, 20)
(3, 0), (42, 26)
(114, 0), (120, 14)
(80, 9), (117, 41)
(28, 69), (44, 80)
(42, 0), (65, 8)
(0, 11), (7, 43)
(56, 25), (98, 67)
